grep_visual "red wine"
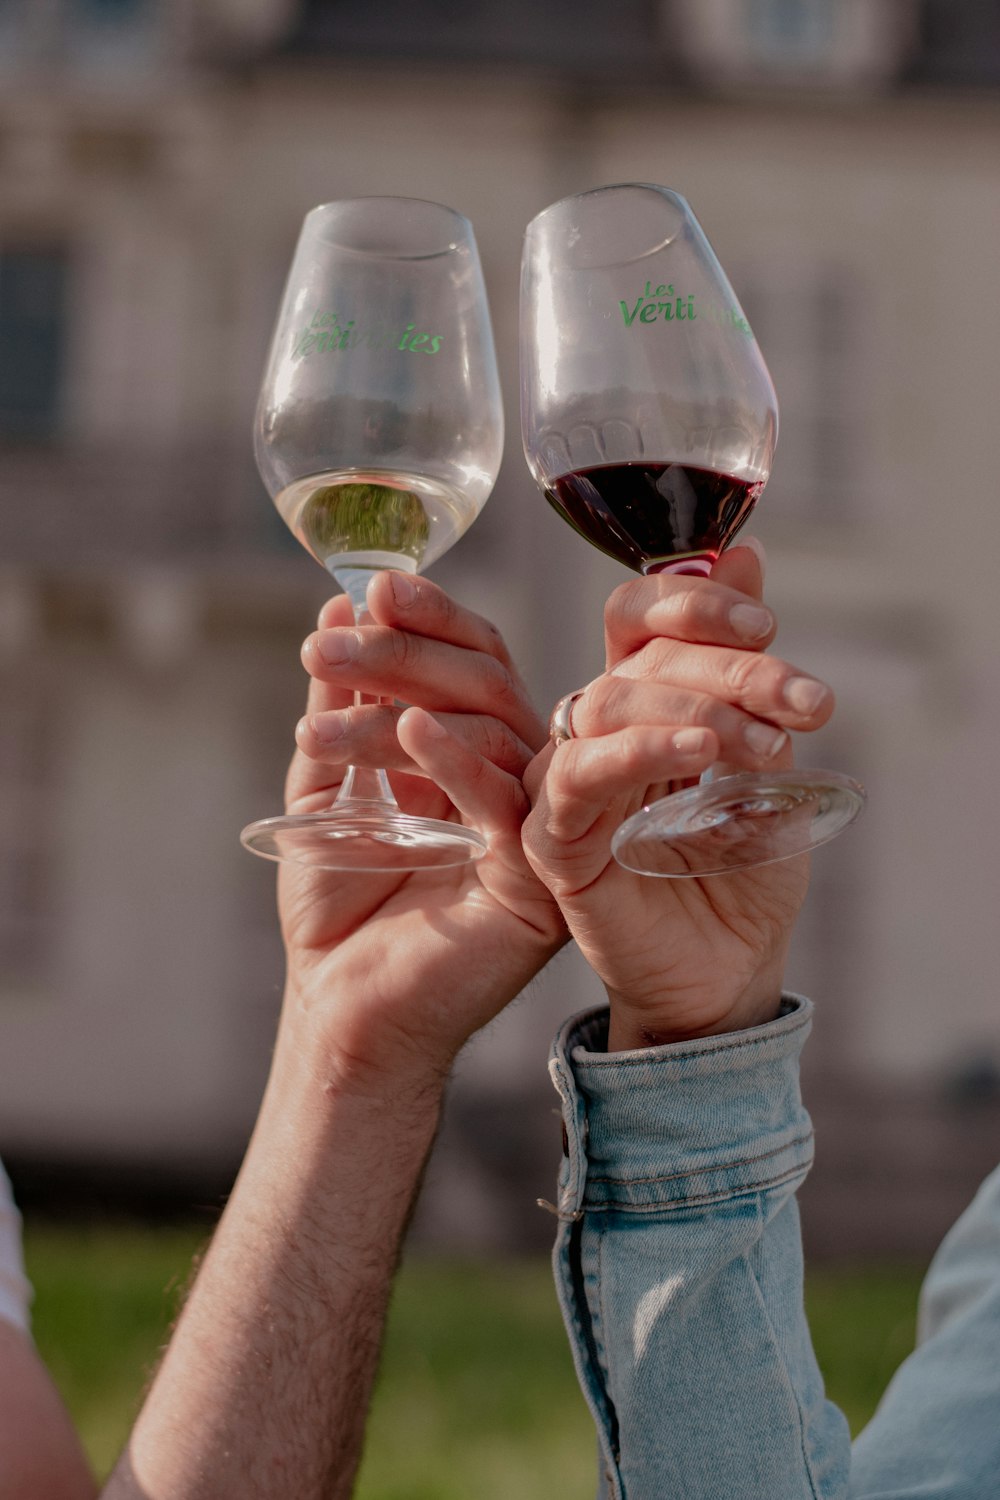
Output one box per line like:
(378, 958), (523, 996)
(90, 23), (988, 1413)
(544, 461), (762, 573)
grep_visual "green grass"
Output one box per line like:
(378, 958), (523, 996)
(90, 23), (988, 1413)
(356, 1260), (597, 1499)
(802, 1264), (924, 1434)
(23, 1223), (925, 1495)
(24, 1223), (205, 1477)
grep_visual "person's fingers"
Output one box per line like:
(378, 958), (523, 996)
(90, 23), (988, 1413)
(299, 667), (354, 720)
(316, 594), (356, 631)
(539, 725), (719, 843)
(301, 623), (543, 750)
(396, 707), (530, 837)
(599, 638), (834, 736)
(309, 573), (546, 748)
(296, 580), (543, 818)
(604, 559), (775, 668)
(283, 736), (344, 812)
(318, 575), (523, 679)
(566, 674), (800, 771)
(364, 571), (520, 670)
(295, 705), (534, 779)
(295, 598), (360, 719)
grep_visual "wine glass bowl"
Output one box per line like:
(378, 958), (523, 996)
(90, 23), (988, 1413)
(522, 182), (777, 581)
(520, 183), (865, 878)
(255, 197), (503, 580)
(241, 196), (504, 871)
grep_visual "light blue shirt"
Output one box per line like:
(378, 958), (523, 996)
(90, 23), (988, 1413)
(0, 1158), (31, 1333)
(549, 996), (1000, 1499)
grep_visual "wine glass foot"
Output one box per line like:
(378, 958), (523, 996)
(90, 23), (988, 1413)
(611, 768), (866, 879)
(240, 804), (488, 872)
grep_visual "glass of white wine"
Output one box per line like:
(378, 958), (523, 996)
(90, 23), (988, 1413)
(241, 196), (504, 870)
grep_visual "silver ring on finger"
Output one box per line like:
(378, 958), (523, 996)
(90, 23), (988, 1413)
(549, 690), (585, 746)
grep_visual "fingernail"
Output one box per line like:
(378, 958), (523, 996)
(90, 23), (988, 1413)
(390, 572), (418, 607)
(310, 712), (346, 744)
(744, 722), (787, 759)
(783, 676), (830, 716)
(673, 728), (712, 757)
(318, 631), (359, 665)
(729, 602), (772, 643)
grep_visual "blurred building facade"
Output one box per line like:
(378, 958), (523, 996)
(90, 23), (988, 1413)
(1, 0), (1000, 1254)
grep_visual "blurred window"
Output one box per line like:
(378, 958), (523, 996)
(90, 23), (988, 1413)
(915, 2), (1000, 87)
(292, 0), (670, 74)
(0, 250), (69, 441)
(744, 0), (835, 62)
(736, 260), (867, 525)
(76, 0), (148, 17)
(786, 717), (872, 1075)
(0, 0), (48, 69)
(0, 675), (52, 985)
(0, 0), (155, 65)
(68, 0), (160, 67)
(678, 0), (914, 87)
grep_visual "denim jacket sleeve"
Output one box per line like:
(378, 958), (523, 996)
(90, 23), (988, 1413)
(548, 995), (850, 1500)
(550, 997), (1000, 1500)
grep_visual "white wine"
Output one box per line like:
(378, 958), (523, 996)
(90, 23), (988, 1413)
(275, 469), (482, 576)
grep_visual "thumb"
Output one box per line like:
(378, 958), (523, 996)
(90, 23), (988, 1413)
(713, 536), (766, 602)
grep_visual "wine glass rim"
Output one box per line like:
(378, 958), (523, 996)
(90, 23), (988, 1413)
(523, 182), (695, 267)
(303, 195), (474, 260)
(525, 181), (690, 232)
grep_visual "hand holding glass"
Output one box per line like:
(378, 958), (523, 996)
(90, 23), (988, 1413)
(520, 183), (865, 877)
(242, 196), (504, 870)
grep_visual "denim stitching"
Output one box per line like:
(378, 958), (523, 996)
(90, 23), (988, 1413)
(586, 1130), (814, 1187)
(572, 1012), (811, 1068)
(582, 1162), (812, 1213)
(594, 1219), (623, 1490)
(577, 1216), (622, 1495)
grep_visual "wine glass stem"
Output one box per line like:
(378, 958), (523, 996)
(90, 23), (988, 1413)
(650, 558), (716, 789)
(332, 566), (401, 812)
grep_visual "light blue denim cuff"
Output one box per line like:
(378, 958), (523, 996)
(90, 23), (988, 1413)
(548, 995), (814, 1218)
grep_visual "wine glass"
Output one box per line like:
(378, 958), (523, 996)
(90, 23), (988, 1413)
(520, 183), (865, 878)
(241, 196), (504, 871)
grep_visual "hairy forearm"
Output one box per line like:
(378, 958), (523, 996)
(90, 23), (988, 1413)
(103, 1021), (444, 1500)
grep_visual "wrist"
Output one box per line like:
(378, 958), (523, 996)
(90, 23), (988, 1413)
(604, 970), (785, 1052)
(549, 996), (814, 1218)
(273, 982), (454, 1109)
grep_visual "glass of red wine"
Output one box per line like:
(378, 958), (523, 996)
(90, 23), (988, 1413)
(520, 183), (865, 878)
